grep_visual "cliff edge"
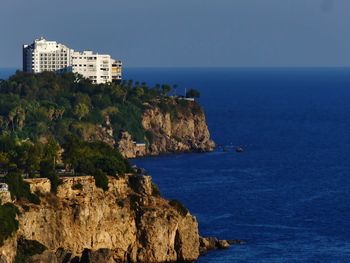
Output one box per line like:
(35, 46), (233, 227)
(118, 99), (215, 158)
(0, 175), (200, 263)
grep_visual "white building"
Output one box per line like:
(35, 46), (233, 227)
(23, 37), (122, 84)
(0, 183), (8, 192)
(71, 51), (122, 84)
(22, 37), (73, 74)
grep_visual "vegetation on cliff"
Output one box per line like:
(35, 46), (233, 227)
(0, 71), (207, 195)
(0, 72), (211, 251)
(4, 170), (40, 204)
(0, 71), (212, 161)
(0, 71), (195, 143)
(0, 203), (19, 246)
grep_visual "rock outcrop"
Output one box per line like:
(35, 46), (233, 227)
(117, 131), (146, 159)
(142, 100), (215, 155)
(117, 100), (215, 158)
(0, 175), (201, 262)
(0, 191), (11, 205)
(67, 99), (214, 159)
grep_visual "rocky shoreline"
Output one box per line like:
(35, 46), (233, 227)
(0, 96), (239, 263)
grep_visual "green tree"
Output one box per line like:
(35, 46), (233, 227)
(93, 169), (109, 191)
(161, 84), (172, 96)
(0, 203), (19, 246)
(40, 160), (60, 193)
(135, 87), (145, 97)
(5, 170), (40, 204)
(73, 103), (89, 120)
(186, 88), (200, 98)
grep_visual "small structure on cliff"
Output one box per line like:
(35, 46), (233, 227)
(0, 183), (8, 192)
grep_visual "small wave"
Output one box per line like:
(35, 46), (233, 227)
(233, 223), (308, 230)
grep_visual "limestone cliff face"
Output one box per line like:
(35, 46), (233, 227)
(118, 100), (215, 158)
(0, 175), (200, 263)
(142, 101), (215, 155)
(117, 131), (146, 159)
(69, 99), (214, 159)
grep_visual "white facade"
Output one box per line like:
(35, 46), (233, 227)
(23, 37), (122, 84)
(71, 51), (122, 84)
(22, 37), (73, 73)
(0, 183), (8, 192)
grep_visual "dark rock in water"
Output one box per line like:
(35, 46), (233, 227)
(199, 236), (235, 254)
(235, 147), (244, 153)
(227, 239), (246, 245)
(217, 240), (230, 249)
(199, 237), (218, 253)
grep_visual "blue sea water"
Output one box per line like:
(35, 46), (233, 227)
(128, 68), (350, 262)
(2, 67), (350, 262)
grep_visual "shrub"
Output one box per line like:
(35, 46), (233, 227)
(62, 137), (132, 176)
(0, 203), (19, 246)
(48, 173), (61, 194)
(95, 156), (119, 176)
(40, 160), (61, 194)
(5, 170), (40, 204)
(186, 88), (200, 98)
(27, 193), (41, 205)
(169, 200), (189, 217)
(93, 169), (109, 191)
(151, 182), (161, 197)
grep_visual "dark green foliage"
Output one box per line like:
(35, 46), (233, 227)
(4, 170), (40, 204)
(158, 99), (176, 118)
(62, 135), (132, 176)
(0, 134), (60, 177)
(48, 173), (61, 194)
(161, 84), (172, 96)
(14, 237), (47, 263)
(0, 203), (19, 246)
(151, 182), (161, 197)
(186, 88), (200, 98)
(0, 71), (177, 145)
(0, 72), (200, 200)
(72, 183), (83, 190)
(40, 160), (61, 193)
(93, 169), (109, 191)
(169, 200), (189, 217)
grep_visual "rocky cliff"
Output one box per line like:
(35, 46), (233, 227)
(0, 175), (200, 263)
(118, 100), (215, 158)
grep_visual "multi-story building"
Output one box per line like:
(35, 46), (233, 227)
(23, 37), (122, 84)
(71, 51), (122, 84)
(22, 37), (73, 73)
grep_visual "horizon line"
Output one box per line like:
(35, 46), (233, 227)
(3, 66), (350, 70)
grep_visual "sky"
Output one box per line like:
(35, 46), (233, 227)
(1, 0), (350, 68)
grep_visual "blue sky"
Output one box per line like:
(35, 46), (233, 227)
(1, 0), (349, 68)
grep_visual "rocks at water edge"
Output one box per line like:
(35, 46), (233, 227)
(199, 237), (246, 254)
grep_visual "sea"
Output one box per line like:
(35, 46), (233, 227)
(2, 68), (350, 262)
